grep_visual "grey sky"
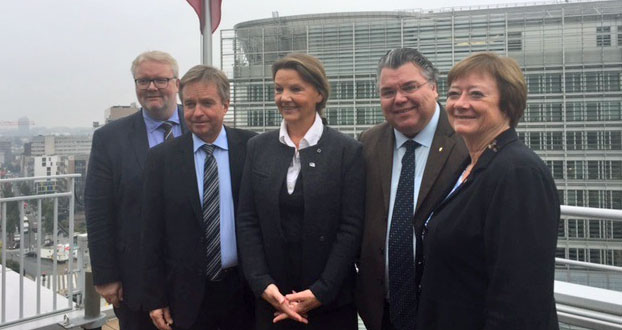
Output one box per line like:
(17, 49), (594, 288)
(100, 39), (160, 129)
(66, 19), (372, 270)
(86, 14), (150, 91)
(0, 0), (535, 128)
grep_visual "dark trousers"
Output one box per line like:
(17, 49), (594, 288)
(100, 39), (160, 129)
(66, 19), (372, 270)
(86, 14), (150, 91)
(181, 267), (254, 330)
(381, 301), (398, 330)
(114, 302), (157, 330)
(255, 299), (357, 330)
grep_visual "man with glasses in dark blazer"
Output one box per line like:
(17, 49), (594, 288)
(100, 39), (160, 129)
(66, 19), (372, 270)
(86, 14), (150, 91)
(85, 50), (186, 330)
(356, 48), (468, 330)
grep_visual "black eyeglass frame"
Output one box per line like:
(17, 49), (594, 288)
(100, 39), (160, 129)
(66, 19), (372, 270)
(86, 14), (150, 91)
(134, 77), (176, 89)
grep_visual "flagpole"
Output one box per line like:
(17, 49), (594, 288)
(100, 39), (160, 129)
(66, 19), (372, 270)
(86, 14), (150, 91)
(202, 0), (212, 65)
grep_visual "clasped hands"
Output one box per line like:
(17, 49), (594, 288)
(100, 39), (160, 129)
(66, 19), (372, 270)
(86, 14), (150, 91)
(262, 284), (321, 324)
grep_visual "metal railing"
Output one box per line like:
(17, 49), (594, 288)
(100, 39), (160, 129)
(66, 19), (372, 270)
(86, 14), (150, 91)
(555, 205), (622, 330)
(2, 175), (621, 330)
(0, 174), (107, 330)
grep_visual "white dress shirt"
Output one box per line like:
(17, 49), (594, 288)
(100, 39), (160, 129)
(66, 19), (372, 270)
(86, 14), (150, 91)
(278, 113), (324, 194)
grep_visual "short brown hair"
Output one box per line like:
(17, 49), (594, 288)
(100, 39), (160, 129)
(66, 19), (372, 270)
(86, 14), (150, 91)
(272, 53), (330, 116)
(179, 65), (230, 104)
(447, 52), (526, 127)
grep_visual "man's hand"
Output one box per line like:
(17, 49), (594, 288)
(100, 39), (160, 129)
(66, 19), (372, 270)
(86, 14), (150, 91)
(95, 281), (123, 308)
(149, 307), (173, 330)
(262, 284), (308, 324)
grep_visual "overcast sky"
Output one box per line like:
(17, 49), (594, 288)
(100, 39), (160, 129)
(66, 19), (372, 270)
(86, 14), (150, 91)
(0, 0), (536, 128)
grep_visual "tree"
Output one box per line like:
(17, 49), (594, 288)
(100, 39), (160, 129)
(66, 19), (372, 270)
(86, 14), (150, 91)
(1, 183), (19, 240)
(41, 199), (55, 235)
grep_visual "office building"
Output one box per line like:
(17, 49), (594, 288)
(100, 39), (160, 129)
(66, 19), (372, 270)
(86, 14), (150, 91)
(222, 0), (622, 266)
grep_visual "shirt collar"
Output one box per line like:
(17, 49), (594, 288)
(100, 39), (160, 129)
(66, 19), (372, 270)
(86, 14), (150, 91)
(192, 126), (229, 153)
(278, 112), (324, 149)
(393, 102), (440, 150)
(142, 106), (181, 133)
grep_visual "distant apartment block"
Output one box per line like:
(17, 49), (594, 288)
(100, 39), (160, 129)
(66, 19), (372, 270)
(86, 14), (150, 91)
(33, 156), (61, 193)
(30, 135), (92, 157)
(105, 103), (139, 123)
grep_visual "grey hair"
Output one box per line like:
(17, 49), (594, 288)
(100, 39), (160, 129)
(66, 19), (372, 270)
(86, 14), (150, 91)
(376, 48), (438, 87)
(131, 50), (179, 78)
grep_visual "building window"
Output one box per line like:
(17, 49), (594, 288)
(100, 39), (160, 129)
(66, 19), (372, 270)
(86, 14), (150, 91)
(567, 161), (584, 180)
(565, 72), (582, 93)
(507, 32), (522, 51)
(597, 26), (611, 47)
(546, 160), (564, 179)
(618, 26), (622, 45)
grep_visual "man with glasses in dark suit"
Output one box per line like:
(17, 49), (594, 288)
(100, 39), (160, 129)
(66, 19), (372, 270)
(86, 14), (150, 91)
(356, 48), (468, 330)
(85, 50), (186, 330)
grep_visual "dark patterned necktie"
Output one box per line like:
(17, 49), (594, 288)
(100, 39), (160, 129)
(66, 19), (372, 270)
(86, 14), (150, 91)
(201, 144), (221, 280)
(160, 121), (175, 141)
(389, 139), (419, 330)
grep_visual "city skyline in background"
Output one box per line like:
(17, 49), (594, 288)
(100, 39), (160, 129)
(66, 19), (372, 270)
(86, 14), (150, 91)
(2, 0), (539, 129)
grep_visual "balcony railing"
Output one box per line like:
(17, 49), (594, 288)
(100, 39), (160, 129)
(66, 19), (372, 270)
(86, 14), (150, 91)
(0, 174), (108, 330)
(1, 174), (621, 329)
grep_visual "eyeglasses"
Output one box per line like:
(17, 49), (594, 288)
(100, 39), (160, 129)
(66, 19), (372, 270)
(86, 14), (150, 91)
(134, 77), (176, 89)
(380, 81), (432, 99)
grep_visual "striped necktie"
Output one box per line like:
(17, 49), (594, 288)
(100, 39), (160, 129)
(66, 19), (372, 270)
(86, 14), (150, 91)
(160, 121), (176, 141)
(201, 144), (222, 280)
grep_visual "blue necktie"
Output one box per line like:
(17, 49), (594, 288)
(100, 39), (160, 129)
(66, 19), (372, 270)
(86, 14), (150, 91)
(389, 140), (418, 330)
(201, 144), (221, 280)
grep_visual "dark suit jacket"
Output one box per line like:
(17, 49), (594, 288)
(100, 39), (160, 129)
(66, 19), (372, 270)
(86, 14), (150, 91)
(417, 128), (560, 330)
(84, 108), (186, 310)
(356, 107), (468, 330)
(141, 127), (256, 329)
(237, 127), (365, 312)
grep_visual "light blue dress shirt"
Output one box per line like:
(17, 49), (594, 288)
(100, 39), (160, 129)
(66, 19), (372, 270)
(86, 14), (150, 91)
(385, 103), (440, 297)
(142, 107), (183, 148)
(191, 128), (238, 269)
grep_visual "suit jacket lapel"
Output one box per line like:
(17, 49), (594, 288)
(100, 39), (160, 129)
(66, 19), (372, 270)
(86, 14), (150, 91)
(177, 106), (188, 134)
(378, 123), (395, 216)
(179, 133), (203, 225)
(225, 126), (243, 213)
(416, 107), (457, 214)
(130, 110), (150, 171)
(268, 140), (295, 237)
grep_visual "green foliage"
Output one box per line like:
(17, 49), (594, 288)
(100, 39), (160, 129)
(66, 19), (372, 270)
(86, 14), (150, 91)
(42, 199), (55, 234)
(1, 184), (19, 236)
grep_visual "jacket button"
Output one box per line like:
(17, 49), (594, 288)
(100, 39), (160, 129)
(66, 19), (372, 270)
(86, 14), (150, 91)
(319, 235), (326, 242)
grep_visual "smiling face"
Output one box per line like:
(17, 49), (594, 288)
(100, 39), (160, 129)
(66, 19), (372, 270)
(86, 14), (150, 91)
(134, 60), (179, 120)
(379, 63), (438, 138)
(274, 69), (323, 131)
(182, 81), (228, 143)
(446, 71), (510, 148)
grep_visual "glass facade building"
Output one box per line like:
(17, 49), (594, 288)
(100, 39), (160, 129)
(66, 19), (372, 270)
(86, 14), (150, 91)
(221, 0), (622, 266)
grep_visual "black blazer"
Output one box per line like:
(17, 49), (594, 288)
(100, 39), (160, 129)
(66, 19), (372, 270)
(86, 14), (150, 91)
(141, 127), (256, 329)
(84, 108), (186, 310)
(237, 126), (365, 309)
(417, 128), (560, 330)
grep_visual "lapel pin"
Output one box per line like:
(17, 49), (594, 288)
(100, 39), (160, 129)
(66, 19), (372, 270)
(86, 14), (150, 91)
(439, 147), (443, 152)
(317, 148), (322, 153)
(309, 162), (316, 167)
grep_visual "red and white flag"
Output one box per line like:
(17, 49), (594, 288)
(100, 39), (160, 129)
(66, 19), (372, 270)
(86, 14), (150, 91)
(187, 0), (222, 34)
